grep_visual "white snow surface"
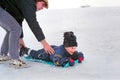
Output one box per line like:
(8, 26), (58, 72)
(0, 7), (120, 80)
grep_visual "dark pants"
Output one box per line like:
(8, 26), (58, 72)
(29, 45), (57, 61)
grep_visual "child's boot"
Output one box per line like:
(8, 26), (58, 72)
(19, 46), (29, 56)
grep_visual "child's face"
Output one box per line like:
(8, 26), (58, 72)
(65, 46), (77, 55)
(36, 1), (46, 11)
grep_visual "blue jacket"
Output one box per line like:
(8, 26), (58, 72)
(29, 45), (84, 66)
(49, 45), (71, 60)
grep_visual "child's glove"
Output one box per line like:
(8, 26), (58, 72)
(60, 57), (75, 67)
(69, 58), (75, 66)
(78, 52), (84, 63)
(71, 51), (79, 60)
(78, 57), (84, 63)
(71, 51), (84, 63)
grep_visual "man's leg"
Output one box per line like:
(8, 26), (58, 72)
(0, 31), (9, 56)
(0, 7), (22, 59)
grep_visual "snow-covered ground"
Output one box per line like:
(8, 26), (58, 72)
(0, 7), (120, 80)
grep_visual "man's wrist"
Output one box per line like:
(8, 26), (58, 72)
(40, 39), (47, 45)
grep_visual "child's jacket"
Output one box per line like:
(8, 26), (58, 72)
(29, 45), (84, 66)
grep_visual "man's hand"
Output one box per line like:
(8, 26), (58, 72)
(19, 38), (25, 48)
(41, 39), (54, 55)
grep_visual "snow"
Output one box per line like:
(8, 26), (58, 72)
(0, 7), (120, 80)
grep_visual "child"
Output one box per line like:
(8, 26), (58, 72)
(20, 31), (84, 67)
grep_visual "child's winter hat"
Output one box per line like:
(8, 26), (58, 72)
(63, 31), (78, 47)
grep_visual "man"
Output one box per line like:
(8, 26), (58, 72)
(0, 0), (54, 67)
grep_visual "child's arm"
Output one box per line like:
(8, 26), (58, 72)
(71, 51), (84, 63)
(52, 54), (70, 67)
(53, 56), (75, 67)
(59, 57), (71, 66)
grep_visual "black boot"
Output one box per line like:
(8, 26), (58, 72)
(19, 46), (29, 57)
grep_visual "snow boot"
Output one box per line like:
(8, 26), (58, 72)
(0, 55), (10, 62)
(9, 59), (28, 69)
(19, 46), (29, 56)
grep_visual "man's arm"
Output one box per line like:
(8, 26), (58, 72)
(20, 0), (54, 54)
(20, 0), (45, 41)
